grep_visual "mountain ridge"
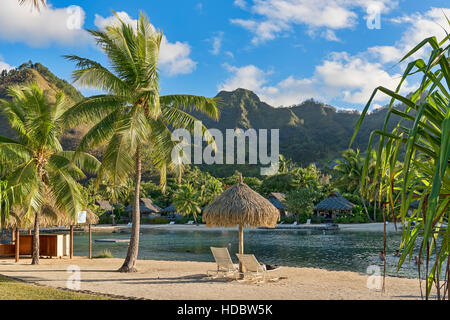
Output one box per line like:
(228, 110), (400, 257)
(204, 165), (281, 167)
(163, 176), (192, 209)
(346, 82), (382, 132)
(0, 63), (397, 168)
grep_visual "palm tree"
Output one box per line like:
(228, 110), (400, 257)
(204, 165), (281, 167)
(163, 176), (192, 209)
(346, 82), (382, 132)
(0, 180), (11, 237)
(64, 12), (219, 272)
(351, 31), (449, 299)
(333, 149), (373, 221)
(18, 0), (46, 11)
(173, 184), (201, 224)
(0, 83), (100, 264)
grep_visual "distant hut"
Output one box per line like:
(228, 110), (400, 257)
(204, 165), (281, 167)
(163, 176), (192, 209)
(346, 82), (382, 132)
(267, 192), (288, 217)
(96, 200), (114, 213)
(161, 205), (183, 220)
(162, 205), (176, 214)
(125, 198), (162, 215)
(315, 191), (355, 222)
(203, 175), (279, 273)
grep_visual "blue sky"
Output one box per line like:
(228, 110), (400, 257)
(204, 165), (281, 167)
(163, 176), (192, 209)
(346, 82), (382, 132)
(0, 0), (449, 111)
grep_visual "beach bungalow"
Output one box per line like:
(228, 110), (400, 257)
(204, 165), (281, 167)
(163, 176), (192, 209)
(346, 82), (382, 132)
(96, 200), (115, 213)
(267, 192), (289, 217)
(314, 191), (355, 222)
(125, 198), (162, 216)
(161, 205), (183, 220)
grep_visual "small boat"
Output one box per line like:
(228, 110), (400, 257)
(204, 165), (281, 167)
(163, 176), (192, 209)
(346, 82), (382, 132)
(95, 239), (130, 243)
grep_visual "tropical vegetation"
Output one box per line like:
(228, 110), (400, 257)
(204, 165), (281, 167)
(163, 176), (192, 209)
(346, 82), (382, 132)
(63, 12), (219, 272)
(351, 31), (449, 299)
(0, 84), (99, 264)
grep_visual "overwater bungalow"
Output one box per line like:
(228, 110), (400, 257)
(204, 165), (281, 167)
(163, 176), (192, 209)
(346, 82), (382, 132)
(267, 192), (288, 217)
(314, 191), (355, 223)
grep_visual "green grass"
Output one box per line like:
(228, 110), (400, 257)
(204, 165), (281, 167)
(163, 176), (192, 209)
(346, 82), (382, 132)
(0, 275), (115, 300)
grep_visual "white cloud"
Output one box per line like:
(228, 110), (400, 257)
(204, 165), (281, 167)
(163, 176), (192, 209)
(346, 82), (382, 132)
(219, 64), (268, 92)
(209, 32), (224, 55)
(367, 46), (403, 64)
(368, 7), (450, 64)
(225, 51), (235, 59)
(321, 29), (340, 42)
(234, 0), (248, 9)
(159, 37), (197, 76)
(0, 56), (14, 72)
(0, 0), (89, 47)
(218, 64), (320, 106)
(94, 12), (197, 76)
(315, 52), (413, 104)
(231, 0), (398, 44)
(218, 47), (416, 108)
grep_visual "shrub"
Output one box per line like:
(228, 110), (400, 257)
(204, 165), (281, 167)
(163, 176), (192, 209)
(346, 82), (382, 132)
(281, 215), (297, 224)
(310, 215), (324, 224)
(148, 217), (170, 225)
(93, 249), (114, 259)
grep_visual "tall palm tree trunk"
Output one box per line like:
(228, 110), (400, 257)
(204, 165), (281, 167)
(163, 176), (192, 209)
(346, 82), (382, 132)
(31, 212), (40, 265)
(119, 145), (141, 273)
(0, 211), (5, 241)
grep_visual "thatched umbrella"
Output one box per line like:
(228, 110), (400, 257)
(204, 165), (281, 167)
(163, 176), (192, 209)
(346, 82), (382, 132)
(202, 175), (279, 272)
(9, 206), (99, 260)
(59, 209), (99, 259)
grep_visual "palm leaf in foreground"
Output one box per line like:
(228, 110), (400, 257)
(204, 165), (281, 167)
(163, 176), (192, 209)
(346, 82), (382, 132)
(351, 33), (450, 299)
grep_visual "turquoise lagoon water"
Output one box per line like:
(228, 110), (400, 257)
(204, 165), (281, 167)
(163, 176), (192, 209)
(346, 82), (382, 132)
(73, 228), (427, 279)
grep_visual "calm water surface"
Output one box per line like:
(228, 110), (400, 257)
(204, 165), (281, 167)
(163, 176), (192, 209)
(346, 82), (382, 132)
(73, 228), (426, 278)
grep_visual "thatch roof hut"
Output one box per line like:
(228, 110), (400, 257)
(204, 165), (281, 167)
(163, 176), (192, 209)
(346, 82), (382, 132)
(96, 200), (114, 212)
(203, 176), (279, 272)
(315, 191), (355, 221)
(125, 198), (162, 215)
(162, 205), (176, 213)
(267, 192), (287, 217)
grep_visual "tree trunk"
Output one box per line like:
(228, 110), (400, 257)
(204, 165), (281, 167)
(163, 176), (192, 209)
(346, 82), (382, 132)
(0, 210), (5, 232)
(359, 194), (372, 222)
(373, 188), (378, 222)
(238, 223), (244, 274)
(15, 227), (20, 263)
(31, 212), (40, 265)
(118, 145), (142, 273)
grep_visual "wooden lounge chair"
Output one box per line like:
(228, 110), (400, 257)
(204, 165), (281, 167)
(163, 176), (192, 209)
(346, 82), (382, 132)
(236, 254), (281, 282)
(207, 247), (239, 279)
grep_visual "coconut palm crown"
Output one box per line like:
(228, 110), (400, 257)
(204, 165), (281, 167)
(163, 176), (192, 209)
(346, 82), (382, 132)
(64, 11), (220, 272)
(0, 83), (100, 264)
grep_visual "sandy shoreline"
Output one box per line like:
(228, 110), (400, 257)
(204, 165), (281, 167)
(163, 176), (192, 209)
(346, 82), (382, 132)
(0, 257), (425, 300)
(78, 222), (401, 234)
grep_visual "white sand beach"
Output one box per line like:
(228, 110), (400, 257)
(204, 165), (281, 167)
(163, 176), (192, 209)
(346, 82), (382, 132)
(0, 257), (424, 300)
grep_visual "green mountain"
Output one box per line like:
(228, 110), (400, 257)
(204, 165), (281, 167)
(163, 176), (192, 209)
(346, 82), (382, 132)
(194, 88), (399, 168)
(0, 62), (89, 151)
(1, 63), (397, 172)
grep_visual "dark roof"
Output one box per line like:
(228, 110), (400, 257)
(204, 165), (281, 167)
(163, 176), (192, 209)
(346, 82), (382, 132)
(268, 192), (285, 201)
(162, 205), (176, 213)
(125, 198), (162, 213)
(315, 191), (355, 211)
(96, 200), (114, 211)
(267, 193), (286, 209)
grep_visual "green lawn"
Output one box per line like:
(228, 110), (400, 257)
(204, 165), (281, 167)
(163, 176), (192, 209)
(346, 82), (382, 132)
(0, 275), (115, 300)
